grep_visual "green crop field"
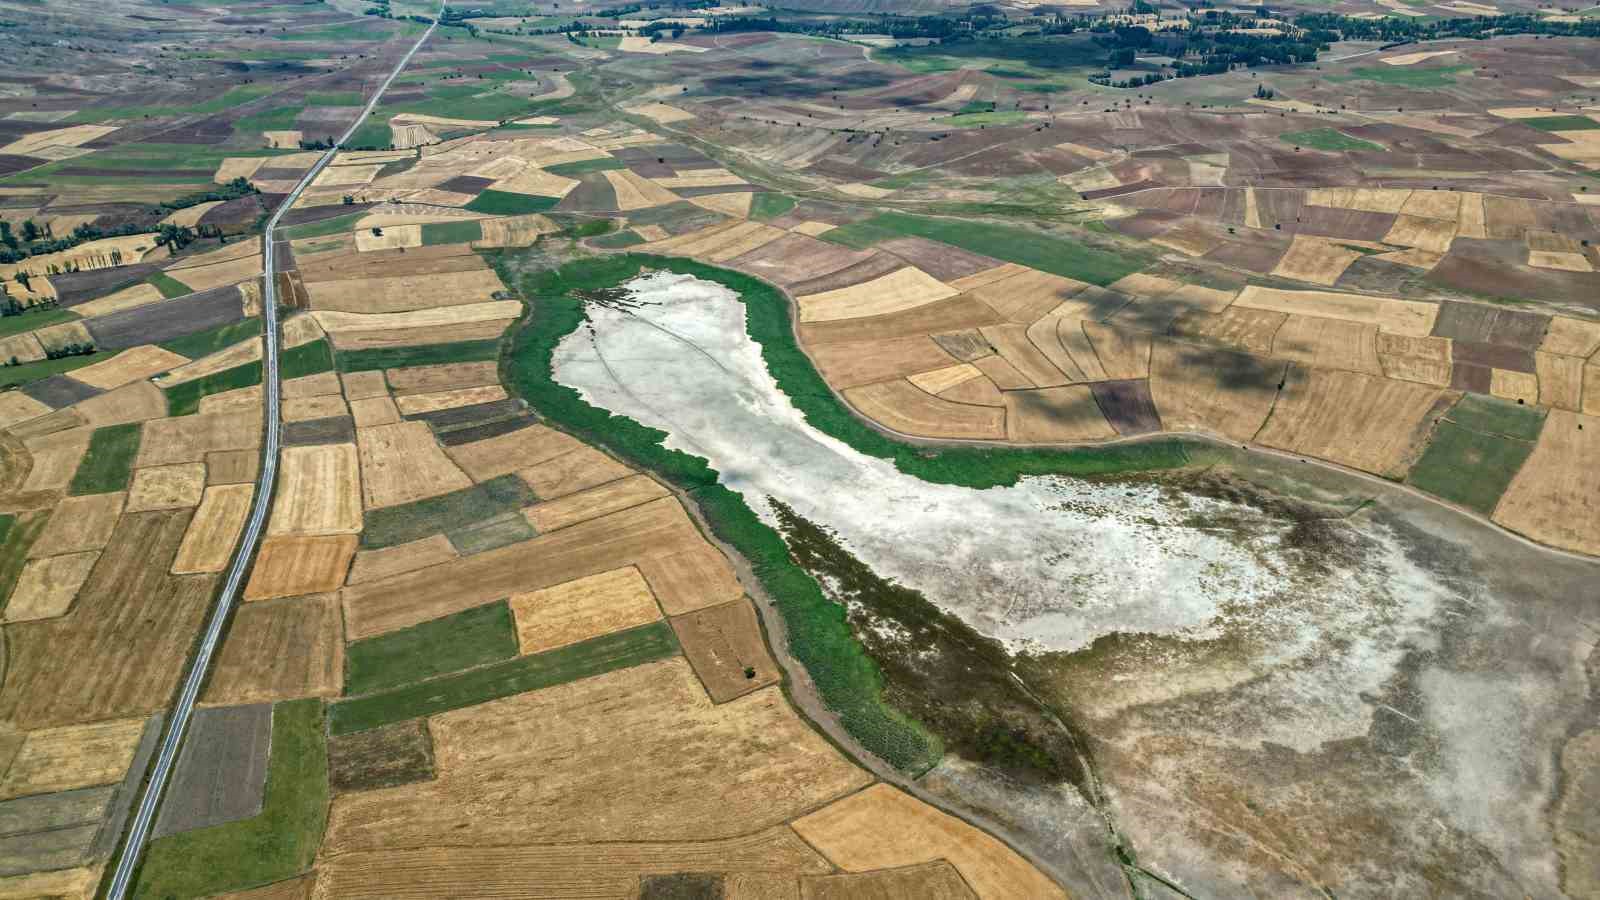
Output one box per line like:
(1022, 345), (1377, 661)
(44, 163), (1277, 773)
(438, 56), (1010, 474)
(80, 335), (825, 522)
(543, 157), (627, 177)
(1520, 115), (1600, 132)
(466, 189), (559, 215)
(821, 212), (1148, 286)
(330, 621), (679, 735)
(159, 318), (260, 360)
(1333, 64), (1471, 87)
(1441, 393), (1546, 441)
(942, 110), (1027, 127)
(1407, 395), (1545, 513)
(420, 219), (484, 246)
(280, 339), (335, 379)
(69, 423), (143, 495)
(1280, 128), (1384, 152)
(0, 307), (76, 340)
(279, 212), (364, 241)
(750, 193), (796, 220)
(165, 361), (263, 416)
(147, 272), (194, 299)
(133, 699), (328, 900)
(336, 338), (502, 373)
(0, 512), (47, 616)
(345, 601), (521, 695)
(360, 474), (536, 549)
(0, 353), (105, 389)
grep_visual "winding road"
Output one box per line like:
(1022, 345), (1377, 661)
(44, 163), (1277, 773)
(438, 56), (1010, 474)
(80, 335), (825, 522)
(102, 10), (441, 898)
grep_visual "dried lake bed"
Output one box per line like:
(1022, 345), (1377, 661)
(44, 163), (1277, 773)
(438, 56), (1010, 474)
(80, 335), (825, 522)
(550, 271), (1600, 899)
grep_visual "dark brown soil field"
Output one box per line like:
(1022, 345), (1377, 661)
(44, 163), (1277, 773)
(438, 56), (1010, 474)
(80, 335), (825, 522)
(671, 598), (779, 703)
(329, 719), (435, 794)
(20, 375), (103, 410)
(437, 175), (493, 194)
(152, 703), (272, 838)
(728, 234), (873, 288)
(879, 236), (1000, 283)
(1450, 361), (1493, 393)
(279, 202), (376, 228)
(1090, 378), (1164, 436)
(283, 416), (357, 447)
(51, 261), (167, 307)
(1430, 300), (1549, 349)
(558, 174), (619, 213)
(1451, 340), (1535, 373)
(0, 510), (214, 729)
(404, 398), (523, 432)
(787, 253), (904, 297)
(436, 413), (539, 447)
(85, 284), (247, 349)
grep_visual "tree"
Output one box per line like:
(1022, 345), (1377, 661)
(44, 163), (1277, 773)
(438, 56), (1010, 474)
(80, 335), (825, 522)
(14, 271), (30, 293)
(19, 220), (38, 243)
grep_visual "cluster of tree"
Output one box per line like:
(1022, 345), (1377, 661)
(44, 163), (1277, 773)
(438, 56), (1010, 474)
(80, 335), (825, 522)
(299, 136), (338, 150)
(0, 220), (144, 265)
(1296, 11), (1600, 43)
(156, 223), (196, 253)
(362, 0), (392, 17)
(158, 176), (258, 212)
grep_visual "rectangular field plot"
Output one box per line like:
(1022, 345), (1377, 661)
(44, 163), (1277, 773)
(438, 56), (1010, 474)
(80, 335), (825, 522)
(152, 704), (272, 839)
(204, 594), (343, 707)
(359, 473), (536, 550)
(671, 598), (779, 703)
(328, 720), (435, 795)
(68, 423), (141, 495)
(1491, 410), (1600, 556)
(510, 566), (661, 656)
(1407, 421), (1536, 514)
(345, 601), (520, 696)
(330, 620), (679, 735)
(1439, 392), (1546, 441)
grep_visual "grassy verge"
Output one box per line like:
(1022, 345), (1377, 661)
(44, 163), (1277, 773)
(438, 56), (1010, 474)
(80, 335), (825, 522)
(465, 190), (559, 215)
(420, 219), (484, 246)
(819, 211), (1147, 286)
(330, 621), (678, 735)
(159, 318), (261, 360)
(280, 339), (335, 379)
(0, 307), (77, 340)
(493, 252), (1191, 771)
(345, 600), (520, 695)
(165, 362), (263, 416)
(335, 339), (500, 372)
(69, 423), (143, 495)
(147, 272), (193, 299)
(133, 699), (328, 900)
(360, 474), (535, 549)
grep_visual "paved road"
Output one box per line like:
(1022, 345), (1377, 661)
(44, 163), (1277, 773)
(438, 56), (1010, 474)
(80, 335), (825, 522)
(103, 11), (441, 899)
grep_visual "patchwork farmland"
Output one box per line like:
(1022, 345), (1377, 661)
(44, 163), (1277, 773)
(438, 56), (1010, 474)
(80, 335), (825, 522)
(0, 0), (1597, 898)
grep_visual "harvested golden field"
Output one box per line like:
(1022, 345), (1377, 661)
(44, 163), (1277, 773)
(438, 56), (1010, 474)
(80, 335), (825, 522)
(166, 253), (262, 293)
(0, 123), (117, 157)
(305, 270), (506, 314)
(322, 658), (869, 851)
(445, 423), (584, 482)
(802, 861), (976, 899)
(125, 462), (207, 511)
(637, 542), (745, 616)
(268, 443), (362, 536)
(979, 324), (1068, 387)
(808, 336), (958, 390)
(314, 826), (831, 899)
(342, 498), (709, 638)
(1492, 410), (1600, 555)
(1540, 317), (1600, 358)
(1269, 315), (1382, 375)
(1536, 352), (1585, 411)
(0, 867), (102, 900)
(207, 449), (259, 485)
(346, 534), (459, 586)
(0, 393), (51, 430)
(356, 422), (472, 508)
(137, 411), (261, 466)
(154, 336), (260, 388)
(672, 597), (781, 704)
(965, 268), (1090, 324)
(384, 361), (498, 395)
(1171, 306), (1285, 356)
(329, 320), (512, 351)
(1491, 368), (1539, 405)
(172, 483), (255, 574)
(354, 225), (422, 253)
(392, 385), (506, 416)
(1003, 386), (1117, 443)
(509, 565), (662, 655)
(602, 168), (681, 210)
(518, 445), (633, 500)
(1377, 333), (1454, 386)
(523, 473), (670, 533)
(1148, 340), (1285, 443)
(19, 427), (90, 492)
(474, 214), (557, 248)
(793, 784), (1065, 900)
(6, 550), (99, 621)
(0, 510), (214, 729)
(0, 717), (146, 799)
(243, 534), (357, 601)
(907, 363), (983, 396)
(203, 593), (343, 706)
(843, 380), (1005, 441)
(311, 300), (520, 335)
(1232, 287), (1438, 336)
(282, 394), (347, 422)
(1256, 367), (1454, 478)
(69, 345), (189, 390)
(491, 168), (578, 198)
(1383, 214), (1457, 252)
(1029, 314), (1110, 383)
(31, 491), (124, 556)
(1270, 236), (1363, 286)
(348, 396), (400, 427)
(76, 382), (168, 428)
(340, 371), (390, 400)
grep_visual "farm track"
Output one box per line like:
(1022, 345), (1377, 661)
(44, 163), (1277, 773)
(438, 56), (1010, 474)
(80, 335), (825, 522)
(100, 9), (442, 898)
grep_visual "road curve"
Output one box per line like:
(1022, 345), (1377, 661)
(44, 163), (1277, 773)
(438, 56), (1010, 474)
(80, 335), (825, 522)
(103, 11), (442, 899)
